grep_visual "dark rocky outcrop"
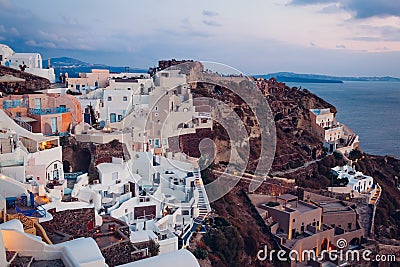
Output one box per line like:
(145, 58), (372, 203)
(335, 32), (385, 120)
(0, 65), (51, 92)
(62, 137), (128, 182)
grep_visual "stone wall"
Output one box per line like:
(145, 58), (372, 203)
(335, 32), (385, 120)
(101, 240), (136, 267)
(41, 207), (95, 238)
(0, 65), (51, 92)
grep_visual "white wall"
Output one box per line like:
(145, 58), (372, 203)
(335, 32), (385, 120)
(158, 236), (178, 255)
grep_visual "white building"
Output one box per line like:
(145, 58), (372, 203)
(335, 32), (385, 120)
(0, 219), (106, 267)
(331, 165), (374, 194)
(0, 44), (56, 83)
(71, 151), (210, 255)
(66, 69), (110, 93)
(0, 110), (65, 200)
(310, 108), (359, 154)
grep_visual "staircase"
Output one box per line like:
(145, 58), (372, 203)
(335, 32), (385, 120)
(193, 168), (211, 224)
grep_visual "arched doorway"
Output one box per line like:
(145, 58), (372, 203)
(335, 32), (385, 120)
(63, 160), (71, 173)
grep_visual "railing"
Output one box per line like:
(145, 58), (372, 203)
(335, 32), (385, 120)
(3, 109), (12, 117)
(14, 117), (32, 132)
(58, 131), (69, 137)
(64, 172), (84, 180)
(29, 107), (70, 115)
(3, 100), (28, 109)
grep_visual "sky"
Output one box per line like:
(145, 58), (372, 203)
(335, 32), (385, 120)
(0, 0), (400, 76)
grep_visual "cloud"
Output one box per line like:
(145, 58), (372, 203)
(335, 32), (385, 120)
(0, 0), (12, 10)
(344, 0), (400, 19)
(0, 25), (5, 33)
(336, 44), (346, 48)
(9, 27), (19, 36)
(350, 25), (400, 41)
(202, 10), (219, 17)
(290, 0), (400, 18)
(25, 40), (57, 49)
(202, 20), (221, 27)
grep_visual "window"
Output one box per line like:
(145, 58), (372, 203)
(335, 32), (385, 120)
(123, 96), (128, 101)
(154, 112), (159, 117)
(293, 219), (295, 222)
(35, 98), (41, 109)
(155, 106), (158, 111)
(54, 163), (58, 169)
(148, 139), (152, 145)
(112, 172), (118, 180)
(108, 96), (112, 101)
(118, 115), (123, 121)
(348, 223), (352, 229)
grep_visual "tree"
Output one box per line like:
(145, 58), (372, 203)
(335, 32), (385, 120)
(148, 239), (160, 257)
(349, 149), (363, 161)
(193, 248), (208, 260)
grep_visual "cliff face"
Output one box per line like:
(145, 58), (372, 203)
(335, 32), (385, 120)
(353, 154), (400, 243)
(181, 75), (400, 266)
(0, 65), (51, 92)
(62, 137), (129, 181)
(181, 77), (335, 175)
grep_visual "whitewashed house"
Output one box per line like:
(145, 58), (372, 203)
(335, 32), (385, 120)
(0, 44), (55, 83)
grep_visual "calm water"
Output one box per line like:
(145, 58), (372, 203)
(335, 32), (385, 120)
(286, 81), (400, 158)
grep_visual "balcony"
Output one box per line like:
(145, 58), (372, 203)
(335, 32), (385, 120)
(3, 100), (28, 109)
(29, 107), (70, 115)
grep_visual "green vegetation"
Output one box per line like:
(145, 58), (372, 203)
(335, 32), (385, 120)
(349, 148), (363, 161)
(203, 224), (244, 267)
(193, 248), (208, 260)
(148, 239), (160, 256)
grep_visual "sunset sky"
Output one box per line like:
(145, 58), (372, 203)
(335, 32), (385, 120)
(1, 0), (399, 76)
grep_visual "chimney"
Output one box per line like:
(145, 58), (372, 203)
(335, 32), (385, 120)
(47, 58), (51, 69)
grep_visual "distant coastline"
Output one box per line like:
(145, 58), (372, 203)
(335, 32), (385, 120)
(254, 72), (400, 83)
(255, 75), (343, 84)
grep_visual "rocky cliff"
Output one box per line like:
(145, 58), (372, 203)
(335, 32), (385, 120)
(181, 74), (400, 266)
(0, 65), (51, 92)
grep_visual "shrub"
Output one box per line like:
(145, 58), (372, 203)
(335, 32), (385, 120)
(148, 239), (160, 256)
(349, 149), (363, 160)
(193, 248), (208, 260)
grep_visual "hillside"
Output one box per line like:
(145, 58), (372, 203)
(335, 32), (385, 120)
(175, 68), (400, 266)
(44, 57), (147, 79)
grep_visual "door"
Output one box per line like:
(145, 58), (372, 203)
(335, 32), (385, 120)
(50, 117), (57, 133)
(110, 113), (116, 123)
(53, 169), (59, 180)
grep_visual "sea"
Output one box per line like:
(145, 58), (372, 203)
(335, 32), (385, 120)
(285, 81), (400, 158)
